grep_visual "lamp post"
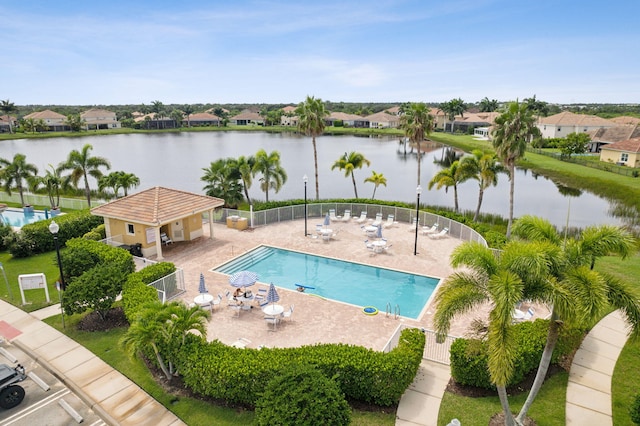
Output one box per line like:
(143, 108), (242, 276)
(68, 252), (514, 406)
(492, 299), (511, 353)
(414, 185), (422, 256)
(303, 174), (308, 236)
(49, 220), (66, 329)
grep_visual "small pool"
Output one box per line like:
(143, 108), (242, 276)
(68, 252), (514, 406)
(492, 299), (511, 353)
(213, 246), (440, 319)
(0, 208), (49, 228)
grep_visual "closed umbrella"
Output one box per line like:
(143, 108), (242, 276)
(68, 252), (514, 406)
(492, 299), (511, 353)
(377, 225), (383, 239)
(198, 273), (208, 294)
(265, 282), (281, 330)
(324, 213), (330, 227)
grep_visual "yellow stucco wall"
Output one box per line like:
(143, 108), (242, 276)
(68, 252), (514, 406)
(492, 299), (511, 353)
(600, 150), (640, 168)
(104, 214), (204, 247)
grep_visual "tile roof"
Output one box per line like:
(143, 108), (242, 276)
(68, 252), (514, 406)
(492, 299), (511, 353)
(609, 116), (640, 126)
(80, 108), (116, 119)
(589, 125), (640, 143)
(231, 111), (263, 121)
(600, 137), (640, 154)
(282, 106), (297, 112)
(188, 112), (220, 121)
(91, 186), (225, 226)
(364, 111), (398, 122)
(328, 111), (363, 121)
(537, 111), (614, 127)
(23, 109), (66, 120)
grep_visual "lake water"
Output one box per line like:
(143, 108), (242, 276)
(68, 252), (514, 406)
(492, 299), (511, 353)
(0, 132), (622, 228)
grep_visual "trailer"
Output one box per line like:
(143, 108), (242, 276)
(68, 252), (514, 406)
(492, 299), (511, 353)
(0, 364), (27, 409)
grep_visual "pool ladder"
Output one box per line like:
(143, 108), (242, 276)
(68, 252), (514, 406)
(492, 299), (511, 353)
(385, 302), (400, 319)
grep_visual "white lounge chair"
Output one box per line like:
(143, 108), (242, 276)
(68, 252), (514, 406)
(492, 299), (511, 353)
(160, 232), (173, 245)
(210, 294), (223, 311)
(428, 227), (449, 239)
(383, 214), (397, 229)
(355, 211), (368, 223)
(282, 305), (294, 321)
(422, 223), (439, 235)
(371, 213), (383, 227)
(523, 307), (535, 320)
(231, 337), (251, 349)
(329, 209), (340, 221)
(341, 210), (351, 222)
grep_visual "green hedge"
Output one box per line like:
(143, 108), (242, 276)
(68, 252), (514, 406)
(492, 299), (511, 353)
(175, 327), (425, 408)
(450, 319), (584, 389)
(5, 210), (103, 257)
(122, 262), (176, 322)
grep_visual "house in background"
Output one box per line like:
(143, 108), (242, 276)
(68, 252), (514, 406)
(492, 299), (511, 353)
(81, 108), (121, 130)
(230, 110), (264, 126)
(537, 111), (615, 139)
(91, 186), (225, 260)
(587, 124), (640, 153)
(599, 137), (640, 168)
(364, 111), (399, 129)
(23, 109), (69, 131)
(280, 106), (298, 126)
(0, 115), (17, 132)
(133, 113), (177, 129)
(184, 112), (221, 127)
(326, 111), (363, 127)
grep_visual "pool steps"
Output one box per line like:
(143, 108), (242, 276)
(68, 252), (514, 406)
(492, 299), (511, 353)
(215, 246), (273, 275)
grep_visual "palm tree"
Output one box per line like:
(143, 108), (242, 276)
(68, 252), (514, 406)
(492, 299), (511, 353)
(118, 172), (140, 197)
(182, 104), (195, 128)
(0, 100), (18, 134)
(427, 160), (472, 213)
(151, 100), (165, 129)
(296, 95), (327, 200)
(21, 118), (37, 134)
(399, 102), (433, 186)
(461, 150), (506, 221)
(0, 153), (38, 206)
(491, 101), (540, 238)
(98, 172), (122, 199)
(232, 155), (255, 205)
(201, 159), (244, 207)
(439, 98), (465, 133)
(30, 164), (66, 208)
(58, 144), (111, 207)
(252, 149), (287, 202)
(331, 151), (370, 199)
(364, 171), (387, 200)
(479, 97), (499, 112)
(510, 216), (640, 423)
(434, 240), (561, 426)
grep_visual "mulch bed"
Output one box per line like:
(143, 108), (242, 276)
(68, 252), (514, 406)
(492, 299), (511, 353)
(77, 306), (129, 332)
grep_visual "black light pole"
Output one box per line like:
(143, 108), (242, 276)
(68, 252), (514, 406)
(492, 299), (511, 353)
(49, 220), (66, 329)
(414, 185), (422, 256)
(303, 174), (308, 236)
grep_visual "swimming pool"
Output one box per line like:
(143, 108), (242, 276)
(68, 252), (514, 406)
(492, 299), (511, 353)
(0, 208), (48, 228)
(213, 246), (440, 319)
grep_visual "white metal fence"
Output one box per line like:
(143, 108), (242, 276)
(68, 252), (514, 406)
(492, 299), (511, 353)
(215, 203), (488, 246)
(382, 323), (458, 365)
(0, 193), (105, 210)
(149, 269), (186, 303)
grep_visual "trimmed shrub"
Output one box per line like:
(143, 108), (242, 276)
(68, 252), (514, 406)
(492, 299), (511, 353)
(631, 392), (640, 425)
(122, 262), (176, 322)
(450, 319), (585, 389)
(255, 364), (351, 426)
(0, 223), (13, 251)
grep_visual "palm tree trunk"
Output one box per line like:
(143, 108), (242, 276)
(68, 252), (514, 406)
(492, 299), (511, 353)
(243, 182), (251, 205)
(474, 186), (485, 222)
(453, 184), (459, 212)
(507, 164), (515, 239)
(517, 313), (561, 423)
(371, 186), (377, 200)
(312, 136), (319, 200)
(497, 385), (516, 426)
(151, 344), (172, 380)
(351, 171), (358, 198)
(84, 173), (92, 207)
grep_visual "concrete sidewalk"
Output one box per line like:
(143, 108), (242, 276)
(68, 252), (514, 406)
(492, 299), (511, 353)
(396, 360), (451, 426)
(566, 310), (629, 425)
(0, 299), (185, 426)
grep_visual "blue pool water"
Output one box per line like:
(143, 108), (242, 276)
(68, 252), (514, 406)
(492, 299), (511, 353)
(0, 208), (48, 228)
(213, 246), (440, 319)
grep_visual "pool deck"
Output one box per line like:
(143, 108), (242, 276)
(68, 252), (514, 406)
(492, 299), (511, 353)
(159, 218), (477, 351)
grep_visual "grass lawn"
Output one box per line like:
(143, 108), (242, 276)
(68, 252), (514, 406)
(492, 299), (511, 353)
(0, 251), (61, 312)
(612, 337), (640, 425)
(438, 372), (569, 426)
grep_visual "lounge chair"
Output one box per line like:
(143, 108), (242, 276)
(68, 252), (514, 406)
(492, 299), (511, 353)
(382, 244), (393, 253)
(341, 210), (351, 222)
(355, 211), (368, 224)
(231, 337), (251, 349)
(371, 213), (383, 227)
(523, 307), (535, 320)
(422, 223), (439, 235)
(408, 217), (419, 231)
(428, 227), (449, 239)
(329, 209), (340, 221)
(383, 214), (397, 228)
(210, 294), (223, 311)
(160, 232), (173, 245)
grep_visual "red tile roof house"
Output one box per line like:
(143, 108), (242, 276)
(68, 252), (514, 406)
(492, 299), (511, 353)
(280, 106), (298, 126)
(182, 112), (221, 127)
(536, 111), (616, 139)
(588, 124), (640, 153)
(364, 111), (399, 129)
(91, 186), (225, 260)
(0, 115), (17, 133)
(229, 110), (264, 126)
(326, 111), (363, 127)
(23, 109), (69, 131)
(80, 108), (121, 130)
(599, 137), (640, 168)
(133, 113), (178, 129)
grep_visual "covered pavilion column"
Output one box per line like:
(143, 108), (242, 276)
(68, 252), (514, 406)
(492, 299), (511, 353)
(155, 227), (164, 260)
(208, 209), (215, 239)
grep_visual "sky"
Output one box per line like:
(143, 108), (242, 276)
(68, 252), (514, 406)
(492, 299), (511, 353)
(3, 0), (640, 106)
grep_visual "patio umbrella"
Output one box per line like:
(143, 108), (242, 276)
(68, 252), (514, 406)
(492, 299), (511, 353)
(229, 270), (259, 291)
(324, 212), (330, 227)
(377, 225), (383, 239)
(198, 273), (208, 294)
(266, 282), (280, 306)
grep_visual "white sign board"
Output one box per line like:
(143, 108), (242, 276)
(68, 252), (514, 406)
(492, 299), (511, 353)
(146, 227), (156, 244)
(18, 273), (50, 305)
